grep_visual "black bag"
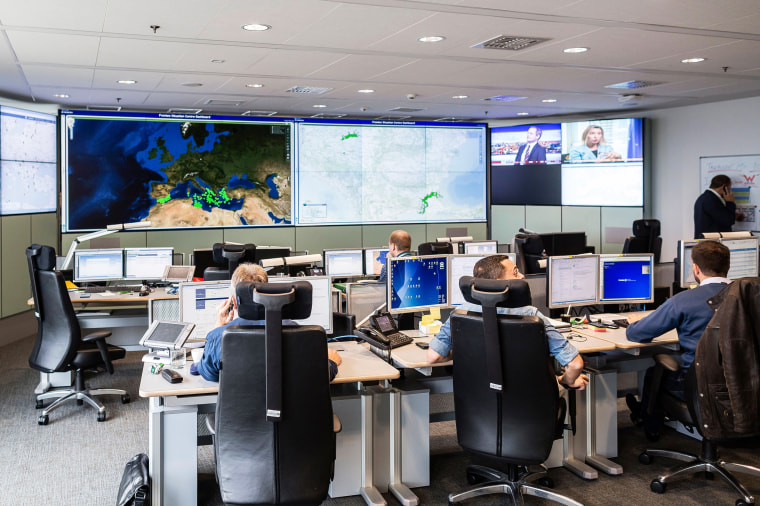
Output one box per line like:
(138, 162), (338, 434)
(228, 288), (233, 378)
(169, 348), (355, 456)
(116, 453), (150, 506)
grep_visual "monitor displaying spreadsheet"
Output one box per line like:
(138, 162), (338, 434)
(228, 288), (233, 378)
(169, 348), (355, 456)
(124, 247), (174, 280)
(73, 249), (123, 283)
(547, 255), (599, 309)
(179, 280), (231, 342)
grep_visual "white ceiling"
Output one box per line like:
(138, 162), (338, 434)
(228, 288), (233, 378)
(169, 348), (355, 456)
(2, 0), (760, 121)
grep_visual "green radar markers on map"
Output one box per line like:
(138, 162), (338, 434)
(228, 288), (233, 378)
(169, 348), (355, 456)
(188, 187), (233, 208)
(341, 132), (359, 141)
(418, 191), (442, 214)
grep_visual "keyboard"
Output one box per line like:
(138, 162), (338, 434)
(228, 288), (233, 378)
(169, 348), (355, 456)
(84, 285), (143, 293)
(387, 332), (414, 349)
(612, 318), (630, 328)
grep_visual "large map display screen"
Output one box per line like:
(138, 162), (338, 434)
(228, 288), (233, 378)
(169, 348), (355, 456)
(0, 106), (57, 215)
(61, 111), (293, 232)
(295, 120), (487, 225)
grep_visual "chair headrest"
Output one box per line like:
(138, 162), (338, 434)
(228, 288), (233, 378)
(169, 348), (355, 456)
(515, 234), (545, 256)
(417, 242), (453, 256)
(235, 280), (313, 320)
(632, 219), (660, 238)
(26, 244), (57, 271)
(211, 243), (256, 265)
(459, 277), (532, 308)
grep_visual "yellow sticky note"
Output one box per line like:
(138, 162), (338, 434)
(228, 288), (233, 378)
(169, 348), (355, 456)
(429, 307), (441, 320)
(420, 314), (434, 324)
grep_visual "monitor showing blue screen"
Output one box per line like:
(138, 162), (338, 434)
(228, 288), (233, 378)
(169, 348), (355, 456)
(598, 254), (654, 303)
(74, 249), (124, 283)
(323, 248), (364, 277)
(124, 247), (174, 280)
(387, 255), (448, 313)
(364, 247), (389, 276)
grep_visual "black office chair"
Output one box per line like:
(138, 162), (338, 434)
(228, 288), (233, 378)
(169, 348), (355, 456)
(622, 219), (662, 263)
(332, 311), (357, 337)
(514, 233), (547, 274)
(417, 241), (453, 256)
(447, 277), (579, 505)
(26, 244), (129, 425)
(203, 242), (256, 280)
(213, 280), (335, 505)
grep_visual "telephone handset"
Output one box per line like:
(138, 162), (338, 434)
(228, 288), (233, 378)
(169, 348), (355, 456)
(355, 326), (392, 348)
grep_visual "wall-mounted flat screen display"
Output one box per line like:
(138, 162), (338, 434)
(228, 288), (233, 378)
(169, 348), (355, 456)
(295, 119), (487, 225)
(60, 110), (294, 232)
(0, 106), (57, 215)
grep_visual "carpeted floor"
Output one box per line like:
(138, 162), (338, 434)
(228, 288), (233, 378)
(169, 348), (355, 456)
(2, 329), (759, 506)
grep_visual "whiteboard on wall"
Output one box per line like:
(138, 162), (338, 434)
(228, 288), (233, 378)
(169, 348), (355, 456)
(700, 155), (760, 232)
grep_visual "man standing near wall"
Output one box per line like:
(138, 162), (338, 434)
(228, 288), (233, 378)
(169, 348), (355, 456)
(694, 174), (739, 238)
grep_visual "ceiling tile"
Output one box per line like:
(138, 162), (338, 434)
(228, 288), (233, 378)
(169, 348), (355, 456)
(7, 31), (99, 66)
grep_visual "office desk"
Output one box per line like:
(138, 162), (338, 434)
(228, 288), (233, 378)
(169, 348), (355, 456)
(139, 341), (400, 506)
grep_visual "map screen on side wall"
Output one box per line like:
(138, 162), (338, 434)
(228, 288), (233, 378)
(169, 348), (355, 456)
(295, 119), (487, 225)
(60, 111), (294, 232)
(0, 106), (57, 215)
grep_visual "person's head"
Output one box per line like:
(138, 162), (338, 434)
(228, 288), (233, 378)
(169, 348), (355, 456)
(472, 254), (524, 280)
(229, 263), (268, 309)
(582, 125), (605, 147)
(691, 240), (730, 281)
(388, 230), (411, 258)
(526, 126), (542, 143)
(709, 174), (732, 192)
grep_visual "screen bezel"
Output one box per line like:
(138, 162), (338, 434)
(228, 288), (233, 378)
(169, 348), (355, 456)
(323, 248), (365, 277)
(546, 254), (600, 309)
(598, 253), (654, 304)
(386, 254), (449, 314)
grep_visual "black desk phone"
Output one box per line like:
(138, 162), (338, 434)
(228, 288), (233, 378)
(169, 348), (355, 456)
(355, 312), (413, 349)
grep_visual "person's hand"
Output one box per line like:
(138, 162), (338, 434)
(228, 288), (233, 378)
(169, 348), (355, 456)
(723, 186), (735, 202)
(736, 210), (745, 222)
(215, 297), (234, 327)
(327, 348), (342, 366)
(560, 373), (589, 390)
(598, 151), (622, 162)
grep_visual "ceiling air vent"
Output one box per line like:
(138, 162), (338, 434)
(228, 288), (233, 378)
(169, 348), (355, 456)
(374, 115), (411, 121)
(285, 86), (333, 94)
(311, 113), (347, 119)
(204, 99), (244, 106)
(605, 80), (664, 89)
(242, 110), (278, 116)
(387, 107), (425, 113)
(473, 35), (550, 51)
(86, 105), (122, 111)
(483, 96), (527, 103)
(167, 108), (202, 114)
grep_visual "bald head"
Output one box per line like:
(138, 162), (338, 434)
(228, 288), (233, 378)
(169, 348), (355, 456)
(388, 230), (411, 257)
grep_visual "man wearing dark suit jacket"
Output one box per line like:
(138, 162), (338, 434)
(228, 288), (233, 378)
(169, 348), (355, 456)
(694, 174), (738, 238)
(513, 126), (547, 165)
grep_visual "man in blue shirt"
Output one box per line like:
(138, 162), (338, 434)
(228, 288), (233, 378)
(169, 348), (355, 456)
(193, 263), (341, 382)
(626, 240), (730, 435)
(377, 230), (412, 283)
(426, 255), (588, 390)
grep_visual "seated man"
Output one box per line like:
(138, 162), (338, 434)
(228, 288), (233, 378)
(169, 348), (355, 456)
(193, 263), (341, 382)
(626, 240), (730, 434)
(426, 255), (588, 390)
(377, 229), (412, 283)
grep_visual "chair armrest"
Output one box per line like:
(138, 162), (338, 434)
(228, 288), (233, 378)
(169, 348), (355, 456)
(653, 353), (680, 372)
(82, 331), (115, 374)
(81, 330), (112, 343)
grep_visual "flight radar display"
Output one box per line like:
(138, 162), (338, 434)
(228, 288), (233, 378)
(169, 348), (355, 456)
(295, 120), (487, 225)
(61, 111), (293, 232)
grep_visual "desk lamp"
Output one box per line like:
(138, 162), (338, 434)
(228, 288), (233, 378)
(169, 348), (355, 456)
(61, 221), (152, 270)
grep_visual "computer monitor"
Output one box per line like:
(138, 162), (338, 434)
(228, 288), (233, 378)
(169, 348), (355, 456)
(547, 255), (599, 309)
(191, 248), (215, 279)
(462, 240), (498, 255)
(73, 249), (124, 283)
(449, 254), (487, 305)
(598, 254), (654, 304)
(364, 247), (389, 276)
(323, 248), (364, 277)
(677, 239), (701, 288)
(540, 232), (587, 256)
(387, 255), (448, 313)
(124, 247), (174, 281)
(721, 237), (760, 280)
(268, 276), (333, 333)
(179, 280), (232, 342)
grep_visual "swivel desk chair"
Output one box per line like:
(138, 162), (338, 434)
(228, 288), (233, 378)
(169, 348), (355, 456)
(213, 280), (335, 505)
(417, 241), (453, 256)
(447, 277), (580, 505)
(622, 219), (662, 263)
(203, 242), (256, 281)
(514, 233), (547, 275)
(26, 244), (129, 425)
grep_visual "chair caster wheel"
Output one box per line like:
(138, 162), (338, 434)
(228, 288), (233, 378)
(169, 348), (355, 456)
(650, 479), (666, 494)
(97, 412), (106, 422)
(35, 399), (44, 409)
(537, 477), (554, 488)
(38, 415), (49, 425)
(77, 399), (84, 406)
(639, 452), (653, 465)
(121, 393), (131, 404)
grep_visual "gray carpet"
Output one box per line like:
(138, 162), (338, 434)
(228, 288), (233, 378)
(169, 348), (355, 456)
(2, 328), (760, 505)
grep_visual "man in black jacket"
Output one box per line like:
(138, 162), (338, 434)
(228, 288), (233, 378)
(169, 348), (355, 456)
(694, 174), (739, 238)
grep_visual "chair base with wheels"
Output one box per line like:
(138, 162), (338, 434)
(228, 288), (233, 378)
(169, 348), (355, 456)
(448, 464), (582, 506)
(640, 438), (759, 505)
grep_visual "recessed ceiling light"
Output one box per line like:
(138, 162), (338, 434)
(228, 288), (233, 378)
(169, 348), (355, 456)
(542, 99), (557, 103)
(418, 36), (445, 43)
(517, 112), (530, 116)
(313, 104), (327, 108)
(242, 24), (271, 31)
(54, 93), (70, 98)
(182, 82), (203, 87)
(117, 80), (137, 84)
(357, 89), (375, 94)
(245, 83), (264, 88)
(563, 47), (588, 54)
(452, 95), (468, 99)
(210, 59), (225, 63)
(681, 57), (706, 63)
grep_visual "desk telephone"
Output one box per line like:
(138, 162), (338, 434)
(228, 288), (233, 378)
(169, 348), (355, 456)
(355, 312), (413, 349)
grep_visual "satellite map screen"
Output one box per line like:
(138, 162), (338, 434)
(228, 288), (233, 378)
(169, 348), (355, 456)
(295, 119), (487, 225)
(0, 106), (57, 215)
(61, 111), (293, 232)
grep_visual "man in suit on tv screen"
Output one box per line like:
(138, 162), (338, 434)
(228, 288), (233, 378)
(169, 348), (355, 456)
(513, 126), (547, 165)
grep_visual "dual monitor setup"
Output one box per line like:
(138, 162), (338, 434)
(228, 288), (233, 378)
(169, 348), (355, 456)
(676, 236), (760, 288)
(73, 247), (193, 284)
